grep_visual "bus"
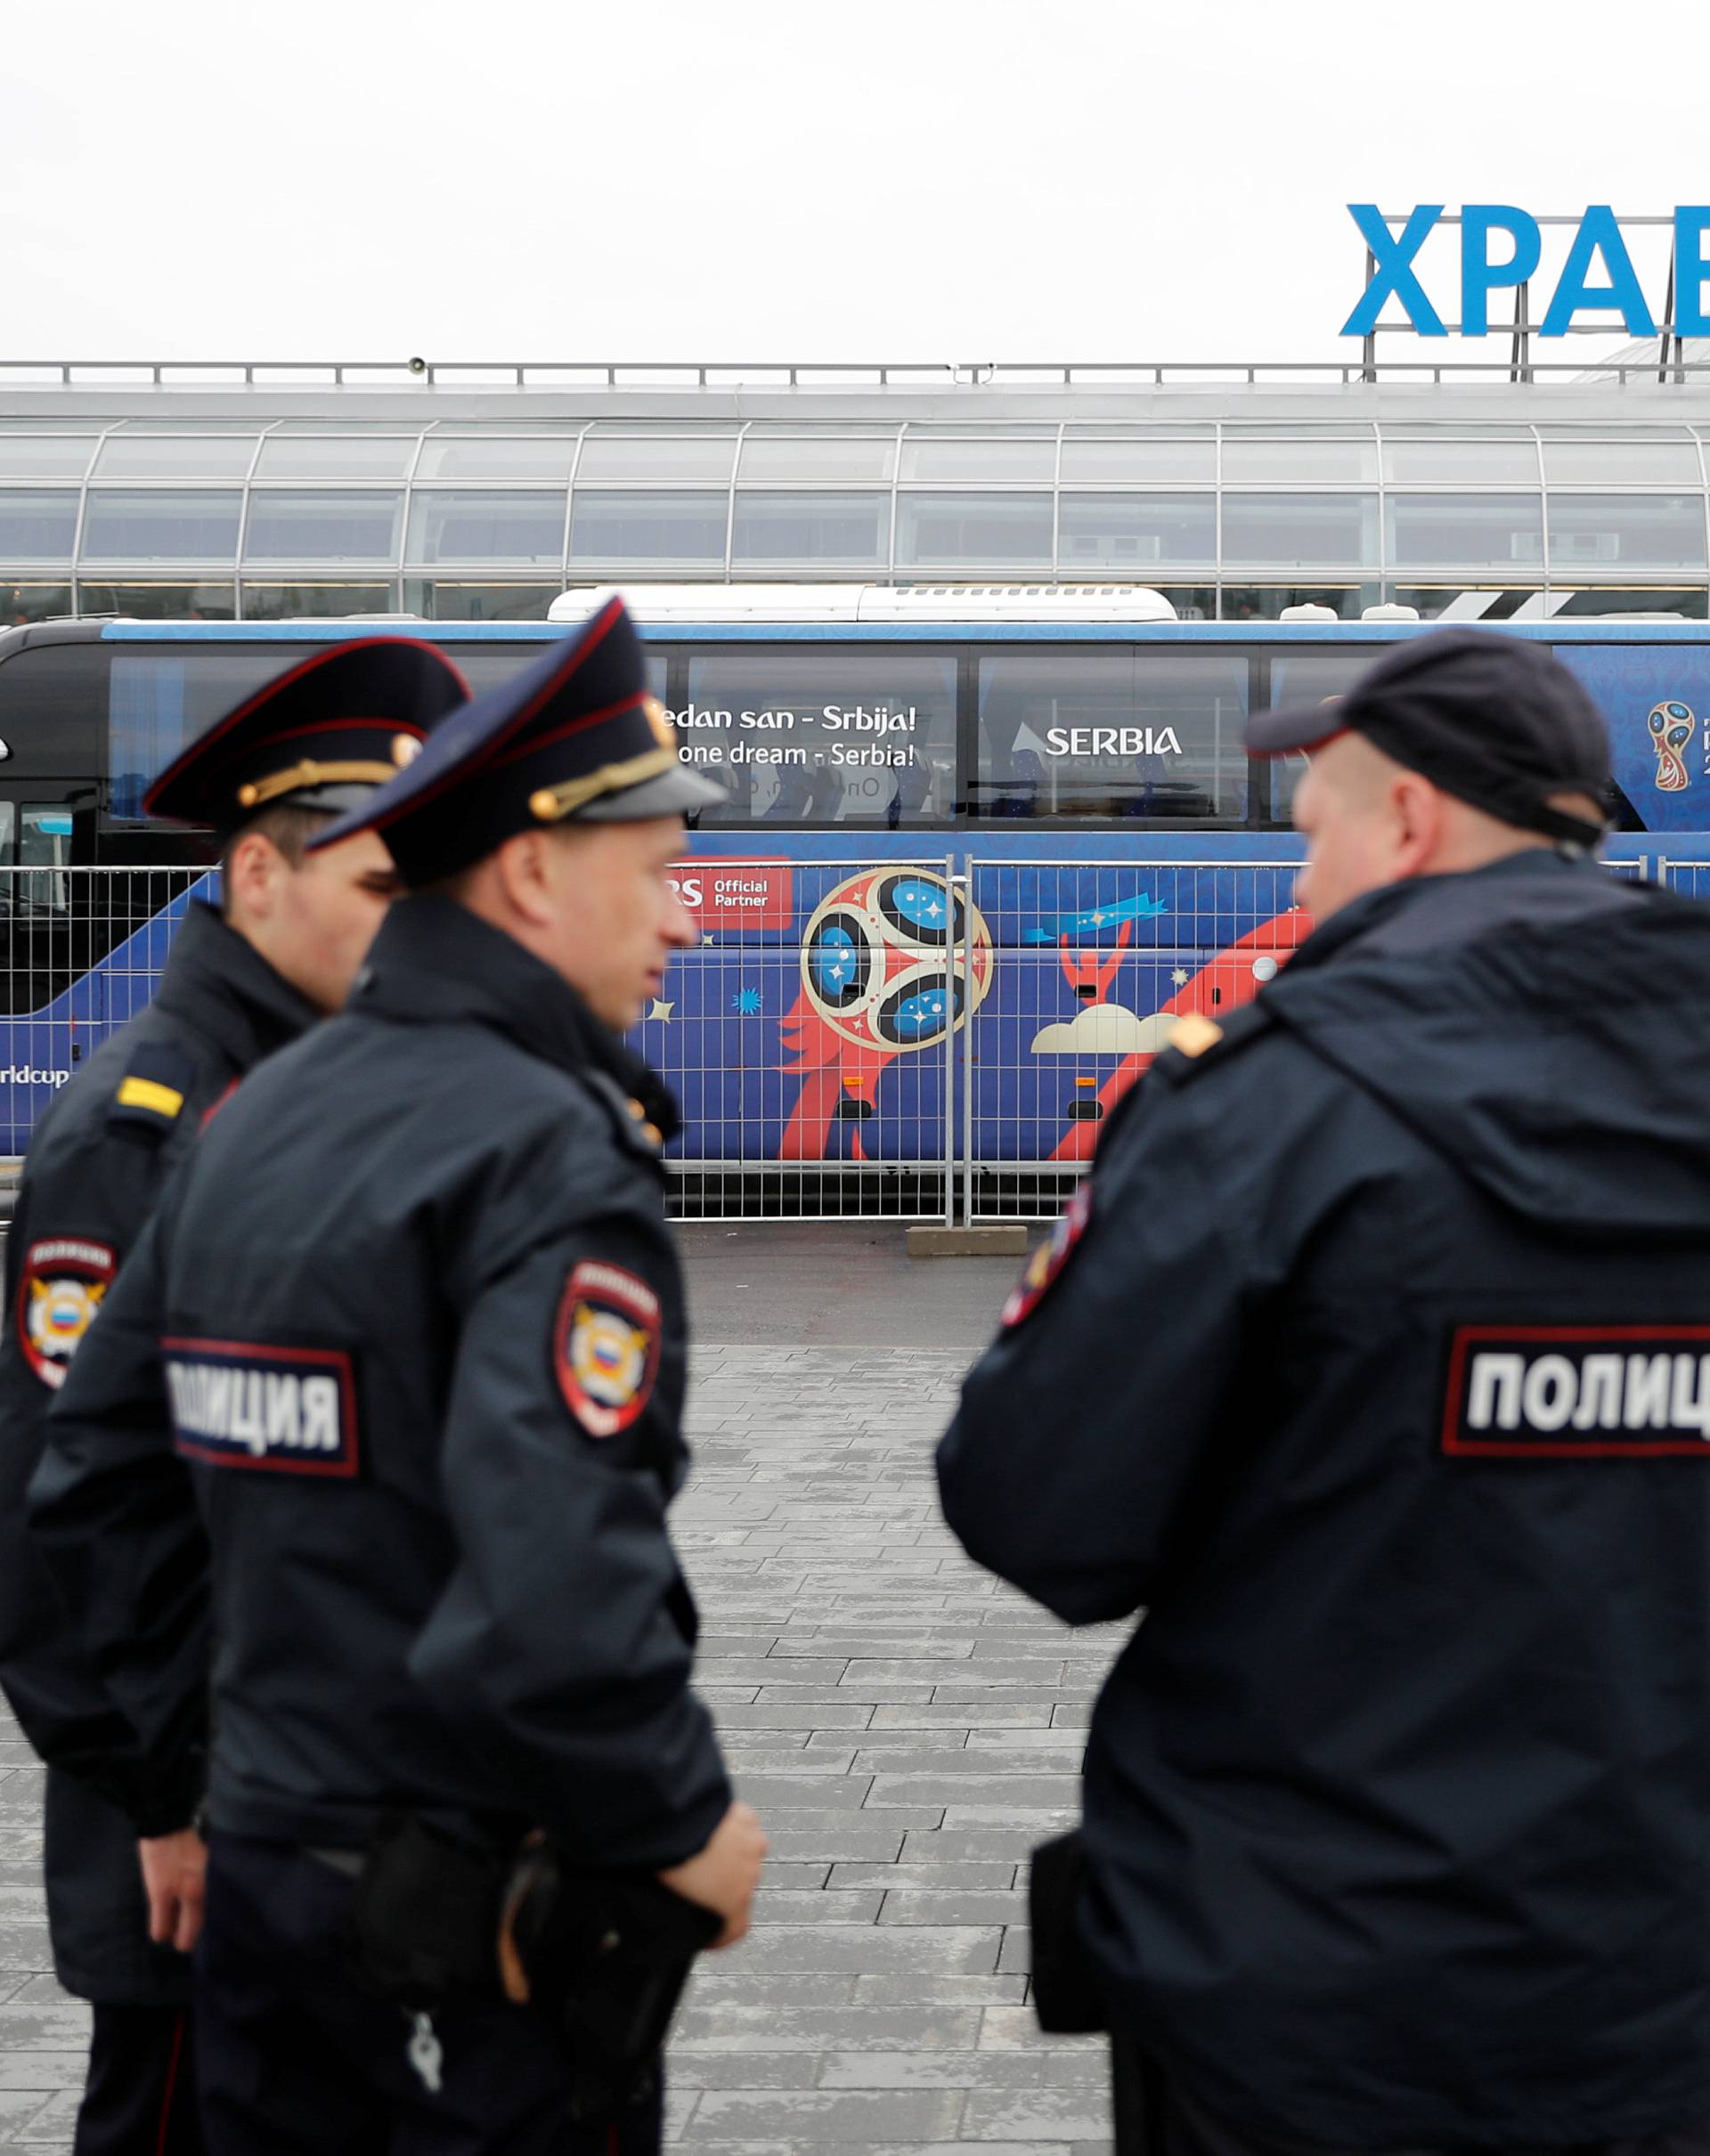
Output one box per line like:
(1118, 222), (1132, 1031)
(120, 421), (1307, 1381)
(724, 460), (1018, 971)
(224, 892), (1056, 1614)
(0, 590), (1704, 1184)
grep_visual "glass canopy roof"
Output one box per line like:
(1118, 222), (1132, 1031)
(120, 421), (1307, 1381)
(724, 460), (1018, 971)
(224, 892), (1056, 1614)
(1, 417), (1706, 622)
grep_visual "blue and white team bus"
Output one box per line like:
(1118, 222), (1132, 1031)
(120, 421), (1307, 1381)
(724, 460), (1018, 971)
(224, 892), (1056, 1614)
(0, 584), (1704, 1181)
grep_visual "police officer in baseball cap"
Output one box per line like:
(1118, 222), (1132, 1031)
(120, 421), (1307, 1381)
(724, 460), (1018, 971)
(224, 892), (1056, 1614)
(0, 638), (464, 2155)
(940, 630), (1710, 2153)
(1248, 623), (1615, 859)
(31, 600), (765, 2155)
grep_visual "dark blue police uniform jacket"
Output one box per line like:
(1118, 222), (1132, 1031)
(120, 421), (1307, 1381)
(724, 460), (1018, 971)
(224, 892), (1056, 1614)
(939, 853), (1710, 2149)
(0, 902), (314, 2001)
(29, 894), (729, 1873)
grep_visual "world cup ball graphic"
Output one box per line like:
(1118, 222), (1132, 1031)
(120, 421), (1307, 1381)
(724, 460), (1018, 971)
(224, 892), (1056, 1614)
(778, 867), (994, 1161)
(799, 868), (993, 1053)
(1649, 700), (1695, 792)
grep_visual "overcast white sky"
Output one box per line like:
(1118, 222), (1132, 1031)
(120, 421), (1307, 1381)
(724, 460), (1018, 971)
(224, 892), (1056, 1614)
(4, 0), (1706, 369)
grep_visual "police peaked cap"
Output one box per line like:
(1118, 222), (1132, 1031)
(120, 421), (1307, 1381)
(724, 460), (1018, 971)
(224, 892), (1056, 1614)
(308, 598), (721, 887)
(144, 638), (471, 834)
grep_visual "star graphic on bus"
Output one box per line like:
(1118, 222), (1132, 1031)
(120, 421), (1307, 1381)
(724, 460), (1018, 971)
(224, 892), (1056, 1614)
(645, 999), (675, 1023)
(896, 991), (948, 1034)
(732, 988), (763, 1014)
(1171, 967), (1190, 986)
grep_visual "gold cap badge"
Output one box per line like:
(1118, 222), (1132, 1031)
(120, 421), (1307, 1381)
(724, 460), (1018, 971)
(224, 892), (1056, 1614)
(644, 696), (675, 753)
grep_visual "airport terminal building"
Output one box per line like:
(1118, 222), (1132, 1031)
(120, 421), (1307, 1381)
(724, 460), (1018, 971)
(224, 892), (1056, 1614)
(3, 354), (1710, 625)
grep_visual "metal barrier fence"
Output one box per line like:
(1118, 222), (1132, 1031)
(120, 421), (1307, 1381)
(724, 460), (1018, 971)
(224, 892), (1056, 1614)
(959, 858), (1307, 1220)
(0, 855), (1691, 1223)
(0, 866), (213, 1155)
(648, 858), (961, 1224)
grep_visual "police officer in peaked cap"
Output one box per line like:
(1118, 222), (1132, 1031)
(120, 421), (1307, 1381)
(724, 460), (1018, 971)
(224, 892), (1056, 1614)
(0, 637), (465, 2156)
(940, 630), (1710, 2153)
(28, 598), (767, 2155)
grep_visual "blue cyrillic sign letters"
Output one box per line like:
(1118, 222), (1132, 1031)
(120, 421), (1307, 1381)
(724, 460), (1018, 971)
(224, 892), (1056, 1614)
(1343, 204), (1708, 338)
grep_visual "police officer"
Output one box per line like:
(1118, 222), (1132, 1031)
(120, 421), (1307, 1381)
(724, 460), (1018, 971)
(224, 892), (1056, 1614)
(0, 638), (464, 2154)
(938, 631), (1710, 2154)
(29, 598), (766, 2156)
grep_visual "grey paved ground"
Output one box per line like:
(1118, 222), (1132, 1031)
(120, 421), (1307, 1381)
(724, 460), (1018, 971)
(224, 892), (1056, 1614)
(0, 1226), (1121, 2151)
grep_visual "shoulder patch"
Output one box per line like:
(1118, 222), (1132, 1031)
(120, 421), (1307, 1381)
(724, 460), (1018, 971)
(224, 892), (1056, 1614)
(15, 1236), (117, 1388)
(1001, 1183), (1093, 1330)
(1150, 999), (1274, 1089)
(109, 1043), (198, 1139)
(554, 1260), (662, 1437)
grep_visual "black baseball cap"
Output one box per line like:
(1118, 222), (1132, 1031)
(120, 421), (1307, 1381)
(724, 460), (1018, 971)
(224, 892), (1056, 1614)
(1245, 630), (1612, 850)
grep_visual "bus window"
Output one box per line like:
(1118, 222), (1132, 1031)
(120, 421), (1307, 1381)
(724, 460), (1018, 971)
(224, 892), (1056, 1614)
(423, 642), (552, 697)
(20, 808), (72, 914)
(678, 649), (957, 825)
(1262, 649), (1379, 825)
(107, 648), (328, 824)
(971, 649), (1247, 821)
(0, 644), (107, 797)
(105, 639), (639, 826)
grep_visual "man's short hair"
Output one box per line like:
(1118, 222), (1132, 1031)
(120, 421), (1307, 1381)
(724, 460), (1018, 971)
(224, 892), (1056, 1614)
(416, 818), (590, 905)
(220, 803), (333, 916)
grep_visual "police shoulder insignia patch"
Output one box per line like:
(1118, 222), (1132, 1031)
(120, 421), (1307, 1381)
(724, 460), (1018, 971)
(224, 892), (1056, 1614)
(109, 1043), (196, 1138)
(555, 1260), (662, 1437)
(1001, 1184), (1093, 1330)
(16, 1236), (117, 1388)
(1151, 1000), (1274, 1089)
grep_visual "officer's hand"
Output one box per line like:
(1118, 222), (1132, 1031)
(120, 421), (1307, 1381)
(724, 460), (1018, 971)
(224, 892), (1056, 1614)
(656, 1801), (768, 1949)
(137, 1828), (207, 1954)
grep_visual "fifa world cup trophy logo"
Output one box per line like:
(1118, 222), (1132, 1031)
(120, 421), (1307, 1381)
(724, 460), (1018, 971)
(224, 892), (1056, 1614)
(1648, 700), (1695, 792)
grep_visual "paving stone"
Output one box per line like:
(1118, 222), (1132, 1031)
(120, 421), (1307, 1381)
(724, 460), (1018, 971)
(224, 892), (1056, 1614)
(687, 1972), (858, 2006)
(0, 2091), (68, 2129)
(818, 2048), (1050, 2087)
(685, 2086), (965, 2139)
(762, 1826), (909, 1862)
(751, 1889), (884, 1924)
(867, 1773), (1082, 1808)
(700, 1659), (851, 1686)
(830, 1861), (1017, 1891)
(880, 1891), (1029, 1927)
(0, 2057), (83, 2095)
(961, 2083), (1114, 2139)
(712, 1703), (875, 1729)
(871, 1704), (1054, 1729)
(729, 1772), (874, 1809)
(732, 1925), (1002, 1974)
(674, 2004), (982, 2053)
(667, 2053), (822, 2089)
(852, 1974), (1030, 2005)
(724, 1745), (858, 1773)
(804, 2146), (1078, 2156)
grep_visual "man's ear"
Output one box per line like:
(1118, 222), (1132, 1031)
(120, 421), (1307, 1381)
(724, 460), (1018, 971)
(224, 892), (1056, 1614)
(224, 830), (282, 922)
(493, 829), (555, 928)
(1390, 770), (1444, 873)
